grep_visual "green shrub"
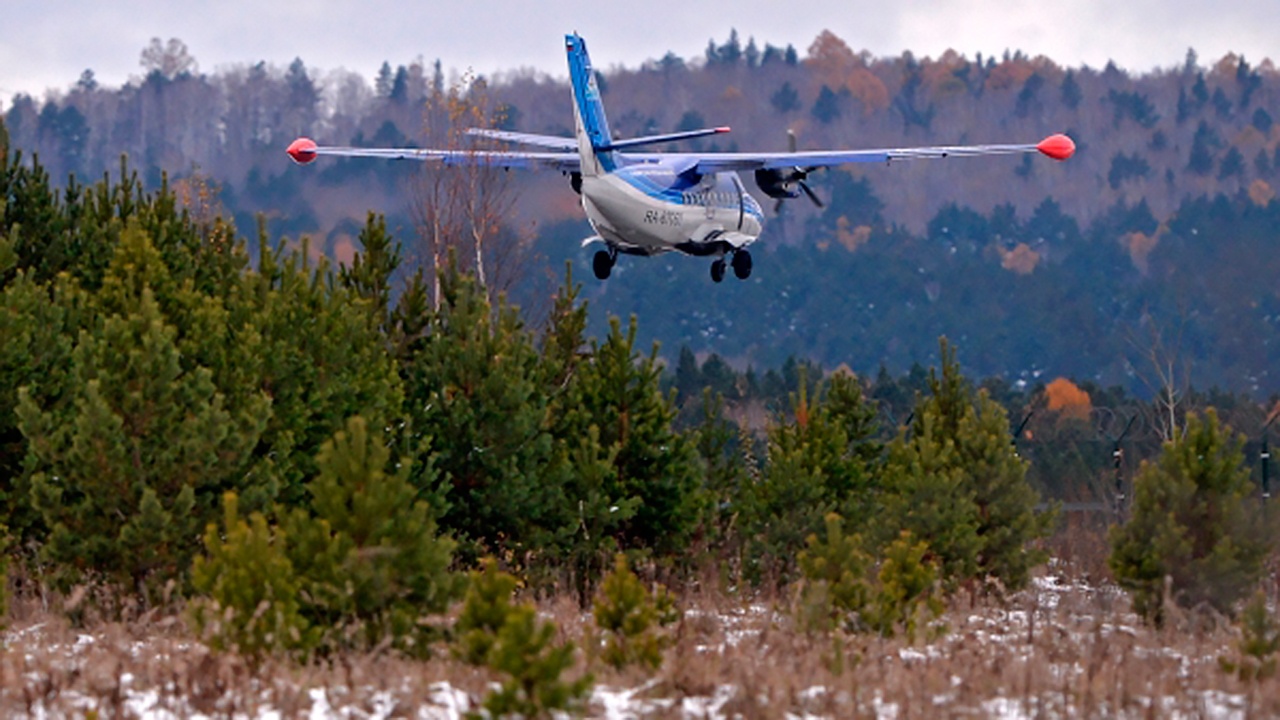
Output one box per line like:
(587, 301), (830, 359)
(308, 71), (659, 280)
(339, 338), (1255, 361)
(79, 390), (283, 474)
(1109, 409), (1271, 624)
(191, 417), (461, 659)
(797, 515), (944, 641)
(480, 603), (591, 719)
(190, 493), (312, 660)
(796, 513), (872, 634)
(285, 416), (462, 656)
(592, 554), (680, 670)
(1219, 590), (1280, 681)
(866, 531), (945, 641)
(454, 558), (521, 666)
(454, 559), (590, 718)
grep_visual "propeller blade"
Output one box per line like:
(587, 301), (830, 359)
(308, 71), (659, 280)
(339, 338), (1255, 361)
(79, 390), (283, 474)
(799, 180), (824, 208)
(787, 129), (798, 154)
(774, 197), (785, 214)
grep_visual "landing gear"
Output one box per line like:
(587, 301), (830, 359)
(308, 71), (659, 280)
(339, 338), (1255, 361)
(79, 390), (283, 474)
(592, 249), (615, 280)
(710, 250), (751, 283)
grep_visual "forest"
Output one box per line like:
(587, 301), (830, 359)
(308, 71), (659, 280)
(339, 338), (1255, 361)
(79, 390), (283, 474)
(5, 31), (1280, 395)
(2, 29), (1280, 716)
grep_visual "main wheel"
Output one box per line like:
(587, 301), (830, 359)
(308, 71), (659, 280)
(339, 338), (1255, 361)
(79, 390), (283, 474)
(731, 249), (753, 279)
(710, 258), (726, 283)
(592, 249), (613, 280)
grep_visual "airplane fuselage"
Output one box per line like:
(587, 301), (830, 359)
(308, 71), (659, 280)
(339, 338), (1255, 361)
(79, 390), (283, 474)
(579, 162), (765, 257)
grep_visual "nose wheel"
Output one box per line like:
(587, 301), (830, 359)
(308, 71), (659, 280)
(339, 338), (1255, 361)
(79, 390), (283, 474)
(592, 249), (615, 280)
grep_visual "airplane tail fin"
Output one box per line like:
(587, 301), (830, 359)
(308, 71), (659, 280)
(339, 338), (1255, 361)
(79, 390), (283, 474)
(565, 33), (617, 175)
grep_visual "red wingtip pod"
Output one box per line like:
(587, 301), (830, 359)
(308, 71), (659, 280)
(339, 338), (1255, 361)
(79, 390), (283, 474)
(286, 137), (319, 164)
(1036, 133), (1076, 161)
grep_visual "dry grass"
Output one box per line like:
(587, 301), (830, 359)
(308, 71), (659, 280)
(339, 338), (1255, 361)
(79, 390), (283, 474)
(3, 539), (1279, 718)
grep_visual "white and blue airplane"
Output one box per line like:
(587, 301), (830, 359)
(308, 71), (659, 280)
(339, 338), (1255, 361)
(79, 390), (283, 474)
(287, 33), (1075, 283)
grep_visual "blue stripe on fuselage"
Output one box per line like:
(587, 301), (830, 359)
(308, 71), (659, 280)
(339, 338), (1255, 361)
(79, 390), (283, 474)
(610, 163), (766, 223)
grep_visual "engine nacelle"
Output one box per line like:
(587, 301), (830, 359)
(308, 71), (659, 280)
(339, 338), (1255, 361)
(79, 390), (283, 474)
(753, 168), (803, 200)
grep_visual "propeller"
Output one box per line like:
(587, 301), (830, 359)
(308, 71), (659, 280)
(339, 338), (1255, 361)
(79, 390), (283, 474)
(768, 130), (824, 213)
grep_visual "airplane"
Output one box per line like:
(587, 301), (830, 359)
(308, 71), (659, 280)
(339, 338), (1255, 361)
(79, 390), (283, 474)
(287, 33), (1075, 283)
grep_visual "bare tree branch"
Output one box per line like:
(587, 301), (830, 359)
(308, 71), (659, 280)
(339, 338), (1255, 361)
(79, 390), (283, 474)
(408, 76), (529, 309)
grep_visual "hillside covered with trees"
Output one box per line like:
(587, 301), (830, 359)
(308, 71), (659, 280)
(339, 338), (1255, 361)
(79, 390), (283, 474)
(5, 31), (1280, 394)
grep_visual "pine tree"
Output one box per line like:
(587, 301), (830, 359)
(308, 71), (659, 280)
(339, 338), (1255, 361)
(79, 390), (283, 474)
(285, 416), (462, 655)
(866, 530), (944, 641)
(455, 559), (591, 718)
(482, 604), (590, 719)
(550, 426), (638, 608)
(812, 85), (842, 124)
(796, 513), (872, 634)
(878, 339), (1051, 593)
(552, 315), (703, 557)
(877, 412), (982, 588)
(746, 422), (835, 583)
(237, 233), (405, 509)
(1219, 590), (1280, 681)
(338, 212), (401, 331)
(455, 558), (521, 665)
(190, 493), (312, 660)
(743, 371), (880, 582)
(1188, 120), (1220, 175)
(0, 271), (83, 539)
(402, 258), (560, 560)
(536, 263), (588, 395)
(593, 554), (680, 671)
(691, 389), (748, 557)
(673, 346), (703, 403)
(822, 372), (883, 517)
(17, 229), (268, 596)
(1109, 410), (1270, 624)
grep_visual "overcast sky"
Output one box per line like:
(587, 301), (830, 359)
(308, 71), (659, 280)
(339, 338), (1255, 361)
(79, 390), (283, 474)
(3, 0), (1278, 108)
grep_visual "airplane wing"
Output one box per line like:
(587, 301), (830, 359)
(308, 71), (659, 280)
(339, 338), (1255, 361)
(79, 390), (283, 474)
(285, 138), (580, 171)
(674, 134), (1075, 174)
(288, 133), (1073, 175)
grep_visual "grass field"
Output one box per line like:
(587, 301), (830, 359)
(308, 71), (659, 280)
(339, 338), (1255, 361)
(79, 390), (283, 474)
(1, 535), (1274, 718)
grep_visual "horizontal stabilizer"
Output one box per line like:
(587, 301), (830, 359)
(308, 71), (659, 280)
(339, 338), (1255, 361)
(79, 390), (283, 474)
(600, 126), (730, 151)
(465, 128), (577, 150)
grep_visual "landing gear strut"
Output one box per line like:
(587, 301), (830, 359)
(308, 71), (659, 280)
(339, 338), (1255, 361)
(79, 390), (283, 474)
(592, 249), (615, 280)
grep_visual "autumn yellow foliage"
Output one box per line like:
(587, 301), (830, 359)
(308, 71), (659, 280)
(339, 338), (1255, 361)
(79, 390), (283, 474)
(806, 31), (889, 112)
(1045, 378), (1091, 421)
(1249, 179), (1275, 208)
(1000, 243), (1040, 275)
(1124, 231), (1160, 274)
(836, 217), (872, 253)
